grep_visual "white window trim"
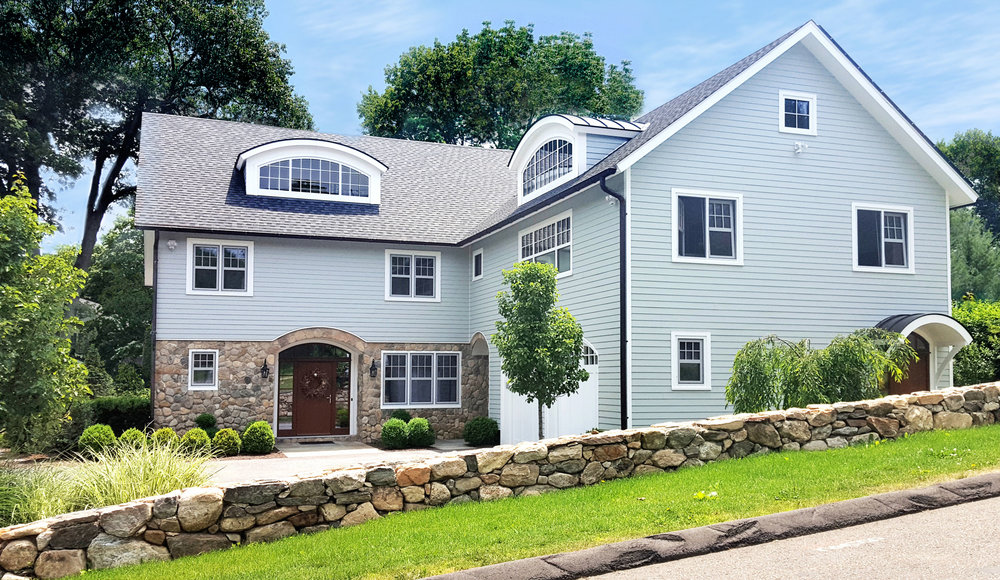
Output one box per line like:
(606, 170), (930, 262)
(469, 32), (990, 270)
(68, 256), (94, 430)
(188, 349), (219, 391)
(671, 332), (711, 391)
(472, 248), (484, 281)
(671, 188), (744, 266)
(851, 202), (916, 274)
(517, 209), (573, 278)
(185, 238), (254, 296)
(778, 90), (818, 136)
(239, 141), (384, 205)
(380, 351), (462, 409)
(384, 249), (442, 302)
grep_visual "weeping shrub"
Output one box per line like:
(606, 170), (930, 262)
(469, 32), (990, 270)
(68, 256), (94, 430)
(726, 328), (916, 414)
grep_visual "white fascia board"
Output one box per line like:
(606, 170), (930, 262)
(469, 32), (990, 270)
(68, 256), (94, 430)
(615, 21), (977, 208)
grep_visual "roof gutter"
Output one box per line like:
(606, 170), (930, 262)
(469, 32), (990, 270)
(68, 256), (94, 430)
(599, 175), (629, 431)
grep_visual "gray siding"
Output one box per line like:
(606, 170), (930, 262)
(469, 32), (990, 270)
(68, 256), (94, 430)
(629, 44), (952, 426)
(586, 134), (629, 170)
(156, 234), (470, 343)
(468, 183), (623, 428)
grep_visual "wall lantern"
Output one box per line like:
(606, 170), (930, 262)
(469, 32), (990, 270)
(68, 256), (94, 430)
(260, 360), (270, 379)
(369, 358), (379, 378)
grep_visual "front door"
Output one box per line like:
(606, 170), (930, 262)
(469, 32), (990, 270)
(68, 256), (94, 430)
(889, 332), (931, 395)
(293, 361), (337, 436)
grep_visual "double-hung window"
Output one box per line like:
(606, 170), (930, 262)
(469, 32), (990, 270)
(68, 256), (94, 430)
(382, 352), (461, 407)
(671, 332), (711, 391)
(519, 211), (572, 275)
(385, 250), (441, 301)
(189, 349), (218, 390)
(853, 204), (914, 273)
(187, 239), (253, 295)
(778, 91), (817, 135)
(672, 189), (742, 264)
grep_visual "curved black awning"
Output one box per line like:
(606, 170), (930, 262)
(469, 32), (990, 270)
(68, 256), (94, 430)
(876, 313), (972, 347)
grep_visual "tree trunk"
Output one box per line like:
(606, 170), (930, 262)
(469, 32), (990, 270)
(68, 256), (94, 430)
(537, 399), (544, 441)
(75, 209), (104, 270)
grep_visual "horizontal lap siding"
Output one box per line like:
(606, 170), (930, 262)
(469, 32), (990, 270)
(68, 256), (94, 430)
(156, 235), (469, 343)
(469, 187), (622, 428)
(629, 44), (951, 427)
(586, 134), (629, 170)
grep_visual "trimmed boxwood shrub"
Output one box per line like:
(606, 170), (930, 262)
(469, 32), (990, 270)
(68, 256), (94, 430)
(118, 428), (147, 448)
(242, 421), (275, 454)
(389, 409), (412, 423)
(212, 428), (242, 456)
(406, 417), (436, 448)
(195, 413), (216, 430)
(78, 424), (116, 455)
(151, 427), (179, 447)
(381, 418), (408, 449)
(180, 428), (211, 453)
(89, 395), (151, 435)
(463, 416), (500, 446)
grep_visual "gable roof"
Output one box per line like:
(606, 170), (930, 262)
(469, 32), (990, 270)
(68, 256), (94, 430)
(135, 113), (515, 244)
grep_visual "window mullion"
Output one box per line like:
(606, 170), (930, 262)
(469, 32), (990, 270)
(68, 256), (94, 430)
(877, 210), (885, 267)
(431, 352), (438, 405)
(405, 353), (412, 406)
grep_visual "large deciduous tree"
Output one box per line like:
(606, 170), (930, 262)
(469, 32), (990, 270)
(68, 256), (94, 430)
(939, 129), (1000, 236)
(493, 261), (588, 440)
(0, 0), (313, 270)
(358, 21), (644, 149)
(0, 176), (88, 450)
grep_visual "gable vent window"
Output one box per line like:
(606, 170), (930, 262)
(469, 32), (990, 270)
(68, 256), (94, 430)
(523, 139), (573, 197)
(778, 91), (817, 135)
(259, 158), (369, 198)
(520, 213), (572, 275)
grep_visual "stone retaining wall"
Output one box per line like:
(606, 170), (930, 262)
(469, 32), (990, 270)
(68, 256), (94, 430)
(3, 383), (998, 578)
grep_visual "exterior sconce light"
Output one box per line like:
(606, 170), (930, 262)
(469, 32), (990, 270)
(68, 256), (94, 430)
(166, 239), (177, 251)
(260, 360), (270, 379)
(369, 358), (379, 378)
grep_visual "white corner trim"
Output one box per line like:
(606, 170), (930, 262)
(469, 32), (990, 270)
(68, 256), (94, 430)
(188, 348), (219, 391)
(614, 22), (977, 207)
(671, 331), (712, 391)
(383, 249), (443, 302)
(143, 230), (154, 287)
(671, 188), (744, 266)
(239, 141), (384, 205)
(185, 238), (254, 296)
(472, 248), (484, 281)
(516, 208), (574, 278)
(379, 350), (463, 409)
(777, 90), (818, 136)
(850, 202), (916, 274)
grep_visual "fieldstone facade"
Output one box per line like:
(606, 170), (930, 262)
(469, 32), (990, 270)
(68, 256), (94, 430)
(153, 328), (489, 442)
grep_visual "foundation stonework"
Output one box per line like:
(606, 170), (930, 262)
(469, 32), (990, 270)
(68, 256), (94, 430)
(153, 328), (489, 442)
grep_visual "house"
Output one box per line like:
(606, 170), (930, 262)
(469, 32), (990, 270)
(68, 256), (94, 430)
(136, 21), (976, 444)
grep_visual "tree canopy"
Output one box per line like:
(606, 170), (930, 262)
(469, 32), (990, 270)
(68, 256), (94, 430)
(950, 207), (1000, 301)
(493, 261), (588, 439)
(0, 0), (313, 270)
(939, 129), (1000, 236)
(358, 21), (644, 150)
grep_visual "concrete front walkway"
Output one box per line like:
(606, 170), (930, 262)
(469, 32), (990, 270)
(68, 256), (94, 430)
(207, 439), (476, 484)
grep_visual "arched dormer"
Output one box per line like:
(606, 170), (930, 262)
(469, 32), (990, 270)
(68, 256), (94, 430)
(509, 115), (646, 206)
(236, 139), (388, 205)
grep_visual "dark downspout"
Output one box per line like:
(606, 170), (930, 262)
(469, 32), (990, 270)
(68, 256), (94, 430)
(599, 176), (628, 430)
(150, 230), (159, 423)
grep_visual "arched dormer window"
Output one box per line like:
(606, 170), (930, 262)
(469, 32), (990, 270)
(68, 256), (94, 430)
(236, 139), (387, 205)
(522, 139), (573, 198)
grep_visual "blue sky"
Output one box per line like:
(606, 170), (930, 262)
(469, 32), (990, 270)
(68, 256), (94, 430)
(43, 0), (1000, 250)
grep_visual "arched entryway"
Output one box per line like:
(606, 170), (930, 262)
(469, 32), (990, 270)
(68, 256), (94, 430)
(277, 343), (354, 436)
(877, 313), (973, 394)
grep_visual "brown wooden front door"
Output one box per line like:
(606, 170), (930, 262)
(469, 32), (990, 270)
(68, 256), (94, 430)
(889, 332), (931, 395)
(293, 361), (337, 436)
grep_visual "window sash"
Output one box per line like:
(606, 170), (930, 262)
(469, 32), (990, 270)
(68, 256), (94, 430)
(520, 216), (572, 273)
(190, 351), (217, 388)
(783, 98), (810, 130)
(382, 352), (460, 406)
(472, 251), (483, 279)
(676, 339), (704, 384)
(193, 244), (249, 292)
(389, 254), (436, 298)
(857, 209), (908, 268)
(259, 158), (369, 198)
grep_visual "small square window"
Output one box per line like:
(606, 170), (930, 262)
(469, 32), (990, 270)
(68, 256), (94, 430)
(778, 91), (817, 136)
(189, 350), (218, 390)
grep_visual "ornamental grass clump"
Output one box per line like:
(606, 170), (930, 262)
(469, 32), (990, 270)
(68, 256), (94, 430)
(0, 463), (74, 527)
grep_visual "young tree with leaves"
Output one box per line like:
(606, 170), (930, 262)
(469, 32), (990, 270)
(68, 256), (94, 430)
(0, 176), (88, 449)
(0, 0), (313, 269)
(493, 261), (589, 440)
(359, 21), (644, 149)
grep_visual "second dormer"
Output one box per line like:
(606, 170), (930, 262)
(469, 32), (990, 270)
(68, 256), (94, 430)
(236, 139), (388, 205)
(510, 115), (645, 205)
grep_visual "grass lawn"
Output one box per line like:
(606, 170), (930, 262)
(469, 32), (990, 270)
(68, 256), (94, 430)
(95, 426), (1000, 580)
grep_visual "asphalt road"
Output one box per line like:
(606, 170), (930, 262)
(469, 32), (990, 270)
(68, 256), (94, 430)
(592, 495), (1000, 580)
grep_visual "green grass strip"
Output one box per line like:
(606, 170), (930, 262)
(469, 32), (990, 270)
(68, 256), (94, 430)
(95, 426), (1000, 580)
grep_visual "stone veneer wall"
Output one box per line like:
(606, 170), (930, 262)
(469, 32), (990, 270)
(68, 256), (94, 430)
(6, 383), (998, 578)
(153, 329), (489, 442)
